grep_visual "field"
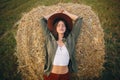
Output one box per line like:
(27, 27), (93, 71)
(0, 0), (120, 80)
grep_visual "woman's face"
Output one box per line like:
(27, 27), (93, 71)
(56, 20), (66, 34)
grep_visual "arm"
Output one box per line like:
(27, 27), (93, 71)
(40, 17), (50, 36)
(63, 10), (83, 40)
(71, 17), (83, 40)
(44, 8), (64, 20)
(63, 10), (78, 21)
(40, 9), (64, 36)
(43, 12), (56, 20)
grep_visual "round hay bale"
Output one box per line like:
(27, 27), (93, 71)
(15, 3), (105, 80)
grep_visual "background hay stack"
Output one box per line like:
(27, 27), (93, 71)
(15, 3), (105, 80)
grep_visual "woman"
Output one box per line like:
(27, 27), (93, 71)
(40, 9), (83, 80)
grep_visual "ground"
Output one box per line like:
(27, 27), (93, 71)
(0, 0), (120, 80)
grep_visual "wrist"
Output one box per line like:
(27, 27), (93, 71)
(63, 11), (69, 15)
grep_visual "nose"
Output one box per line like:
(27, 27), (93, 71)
(59, 24), (64, 28)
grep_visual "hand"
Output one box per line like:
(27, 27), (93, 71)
(44, 8), (64, 20)
(55, 8), (64, 13)
(63, 9), (69, 14)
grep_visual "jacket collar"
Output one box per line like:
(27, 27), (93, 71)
(50, 32), (67, 43)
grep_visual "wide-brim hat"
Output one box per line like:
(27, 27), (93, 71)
(47, 13), (73, 32)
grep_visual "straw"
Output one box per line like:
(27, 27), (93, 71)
(15, 3), (105, 80)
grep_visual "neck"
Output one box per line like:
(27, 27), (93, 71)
(58, 33), (64, 41)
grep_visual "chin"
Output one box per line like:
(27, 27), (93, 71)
(59, 32), (65, 34)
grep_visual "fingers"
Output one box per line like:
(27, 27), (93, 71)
(56, 9), (63, 13)
(59, 7), (64, 12)
(59, 7), (68, 14)
(55, 7), (66, 13)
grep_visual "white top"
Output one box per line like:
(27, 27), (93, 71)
(53, 45), (70, 66)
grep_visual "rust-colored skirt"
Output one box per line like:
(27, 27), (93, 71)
(43, 72), (70, 80)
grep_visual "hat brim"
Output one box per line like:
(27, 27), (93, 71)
(47, 13), (73, 32)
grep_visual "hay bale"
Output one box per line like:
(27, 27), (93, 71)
(15, 3), (105, 80)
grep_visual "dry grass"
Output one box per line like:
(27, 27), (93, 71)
(15, 3), (105, 80)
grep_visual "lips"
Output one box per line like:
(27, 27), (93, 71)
(60, 29), (64, 31)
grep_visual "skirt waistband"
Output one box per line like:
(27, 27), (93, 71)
(50, 71), (70, 76)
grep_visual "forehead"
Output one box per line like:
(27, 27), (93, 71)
(57, 20), (65, 24)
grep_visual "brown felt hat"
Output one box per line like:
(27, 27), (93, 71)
(47, 13), (73, 32)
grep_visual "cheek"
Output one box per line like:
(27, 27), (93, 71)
(62, 25), (66, 30)
(56, 27), (59, 32)
(56, 25), (66, 32)
(63, 27), (66, 32)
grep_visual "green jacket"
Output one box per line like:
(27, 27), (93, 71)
(40, 17), (83, 76)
